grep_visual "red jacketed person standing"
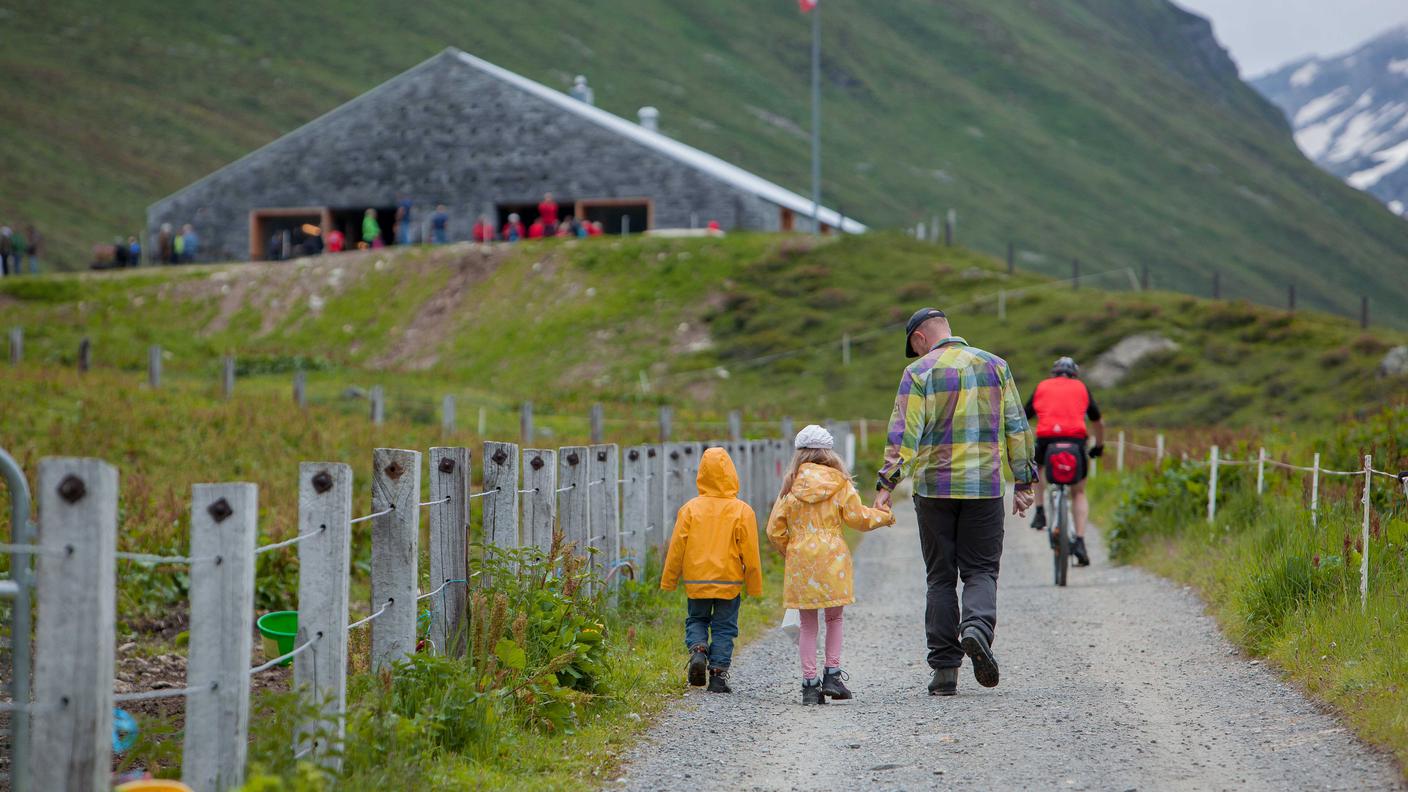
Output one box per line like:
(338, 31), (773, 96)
(538, 192), (559, 231)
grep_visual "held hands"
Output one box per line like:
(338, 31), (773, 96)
(1012, 486), (1035, 516)
(873, 488), (892, 512)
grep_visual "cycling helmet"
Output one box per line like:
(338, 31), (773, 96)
(1051, 356), (1080, 378)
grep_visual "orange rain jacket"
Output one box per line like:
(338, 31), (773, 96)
(660, 447), (764, 600)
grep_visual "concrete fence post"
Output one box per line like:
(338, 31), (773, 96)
(859, 419), (869, 453)
(647, 446), (665, 553)
(1116, 430), (1126, 472)
(8, 326), (20, 365)
(370, 448), (421, 672)
(728, 411), (743, 442)
(1310, 452), (1321, 532)
(148, 345), (162, 388)
(589, 444), (620, 588)
(659, 406), (673, 443)
(183, 482), (257, 792)
(293, 461), (352, 768)
(1156, 434), (1165, 467)
(221, 355), (235, 399)
(482, 442), (521, 556)
(369, 386), (384, 426)
(1207, 445), (1219, 525)
(590, 403), (604, 445)
(621, 446), (649, 574)
(663, 444), (687, 543)
(293, 370), (307, 408)
(78, 336), (92, 373)
(781, 416), (794, 442)
(441, 396), (456, 437)
(1256, 448), (1266, 496)
(558, 447), (590, 579)
(522, 449), (558, 552)
(428, 447), (470, 657)
(521, 401), (534, 445)
(1361, 454), (1372, 612)
(30, 458), (117, 792)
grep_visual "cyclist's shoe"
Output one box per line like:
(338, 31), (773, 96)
(928, 667), (958, 696)
(1030, 506), (1047, 531)
(707, 668), (732, 693)
(1073, 536), (1091, 567)
(960, 627), (1000, 688)
(801, 679), (826, 705)
(821, 668), (852, 700)
(686, 645), (709, 686)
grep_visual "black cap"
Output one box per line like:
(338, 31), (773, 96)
(904, 307), (947, 358)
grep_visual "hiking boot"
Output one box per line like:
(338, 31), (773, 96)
(1030, 506), (1047, 531)
(928, 667), (958, 696)
(960, 627), (1000, 688)
(1073, 536), (1091, 567)
(821, 668), (852, 700)
(687, 645), (709, 687)
(707, 668), (732, 694)
(801, 680), (826, 705)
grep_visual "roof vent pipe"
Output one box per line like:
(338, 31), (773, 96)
(638, 106), (659, 132)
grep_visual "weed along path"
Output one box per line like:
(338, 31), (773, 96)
(616, 499), (1404, 791)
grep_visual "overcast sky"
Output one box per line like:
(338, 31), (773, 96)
(1174, 0), (1408, 76)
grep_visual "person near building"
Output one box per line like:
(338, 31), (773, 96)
(538, 193), (559, 232)
(431, 204), (449, 244)
(501, 213), (525, 242)
(24, 224), (40, 273)
(180, 224), (199, 263)
(472, 215), (495, 243)
(362, 208), (382, 249)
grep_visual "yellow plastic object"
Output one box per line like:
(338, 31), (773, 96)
(115, 781), (195, 792)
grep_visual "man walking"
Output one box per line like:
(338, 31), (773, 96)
(874, 308), (1037, 696)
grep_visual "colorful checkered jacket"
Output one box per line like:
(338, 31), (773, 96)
(876, 336), (1038, 499)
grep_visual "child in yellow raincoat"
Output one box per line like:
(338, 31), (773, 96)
(661, 447), (763, 693)
(767, 425), (894, 705)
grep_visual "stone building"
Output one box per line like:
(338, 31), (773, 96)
(147, 47), (864, 262)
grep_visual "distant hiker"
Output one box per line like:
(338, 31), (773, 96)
(172, 229), (185, 262)
(707, 219), (723, 235)
(24, 224), (41, 273)
(501, 213), (524, 243)
(874, 307), (1037, 696)
(767, 425), (894, 705)
(267, 231), (283, 262)
(362, 209), (382, 249)
(112, 236), (129, 267)
(8, 227), (25, 275)
(527, 218), (546, 239)
(587, 221), (604, 237)
(1026, 357), (1105, 567)
(538, 192), (559, 231)
(660, 446), (764, 694)
(326, 227), (345, 253)
(570, 74), (595, 105)
(0, 227), (12, 276)
(181, 224), (199, 263)
(127, 235), (141, 267)
(472, 215), (495, 243)
(431, 204), (449, 244)
(157, 223), (174, 264)
(395, 194), (413, 245)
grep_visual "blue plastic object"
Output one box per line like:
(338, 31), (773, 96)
(112, 707), (139, 753)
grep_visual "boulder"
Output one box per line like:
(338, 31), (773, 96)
(1379, 346), (1408, 378)
(1087, 333), (1179, 389)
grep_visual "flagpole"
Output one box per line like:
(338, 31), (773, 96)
(810, 1), (821, 233)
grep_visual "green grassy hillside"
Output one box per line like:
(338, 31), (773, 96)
(4, 234), (1405, 435)
(3, 1), (1407, 322)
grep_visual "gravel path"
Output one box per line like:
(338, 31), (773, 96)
(616, 497), (1404, 791)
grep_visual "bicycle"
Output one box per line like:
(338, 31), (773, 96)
(1041, 440), (1085, 587)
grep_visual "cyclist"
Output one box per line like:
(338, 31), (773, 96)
(1025, 357), (1104, 567)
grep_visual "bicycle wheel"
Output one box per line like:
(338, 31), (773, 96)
(1053, 487), (1069, 587)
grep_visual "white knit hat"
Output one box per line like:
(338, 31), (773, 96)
(794, 424), (834, 450)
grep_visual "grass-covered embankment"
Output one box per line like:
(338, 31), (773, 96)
(1091, 407), (1408, 774)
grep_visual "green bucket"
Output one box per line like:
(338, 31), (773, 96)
(256, 611), (298, 667)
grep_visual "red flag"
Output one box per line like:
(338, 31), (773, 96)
(798, 0), (817, 12)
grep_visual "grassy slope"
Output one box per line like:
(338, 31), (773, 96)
(4, 0), (1408, 321)
(4, 234), (1405, 435)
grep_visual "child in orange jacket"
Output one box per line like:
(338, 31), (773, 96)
(660, 447), (763, 693)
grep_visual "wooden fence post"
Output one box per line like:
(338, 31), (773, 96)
(31, 458), (117, 792)
(1156, 434), (1165, 467)
(658, 406), (673, 443)
(1310, 452), (1321, 531)
(647, 445), (665, 553)
(78, 336), (91, 373)
(859, 419), (869, 453)
(558, 447), (590, 582)
(221, 355), (235, 399)
(370, 448), (420, 672)
(293, 370), (307, 408)
(1256, 448), (1266, 496)
(620, 446), (649, 575)
(1207, 445), (1219, 525)
(183, 482), (257, 792)
(1361, 295), (1370, 329)
(590, 403), (604, 445)
(522, 449), (558, 552)
(589, 444), (620, 588)
(1361, 454), (1372, 612)
(482, 442), (520, 555)
(1116, 430), (1125, 472)
(428, 447), (470, 657)
(521, 401), (534, 445)
(7, 326), (20, 365)
(441, 395), (456, 437)
(148, 345), (162, 388)
(293, 461), (352, 768)
(369, 386), (385, 426)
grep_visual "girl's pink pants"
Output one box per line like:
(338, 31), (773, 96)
(798, 606), (844, 679)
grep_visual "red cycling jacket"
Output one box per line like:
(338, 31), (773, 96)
(1025, 376), (1101, 439)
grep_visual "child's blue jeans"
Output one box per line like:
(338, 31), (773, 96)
(684, 596), (741, 670)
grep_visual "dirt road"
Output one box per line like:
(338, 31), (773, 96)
(616, 498), (1403, 791)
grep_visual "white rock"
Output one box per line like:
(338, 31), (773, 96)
(1378, 345), (1408, 378)
(1087, 333), (1179, 388)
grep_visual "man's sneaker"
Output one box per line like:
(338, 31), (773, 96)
(687, 645), (709, 687)
(1073, 536), (1091, 567)
(801, 680), (826, 705)
(1030, 506), (1047, 531)
(960, 627), (1000, 688)
(821, 668), (852, 700)
(707, 668), (732, 694)
(928, 667), (958, 696)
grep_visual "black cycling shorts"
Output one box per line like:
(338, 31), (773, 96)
(1035, 436), (1088, 482)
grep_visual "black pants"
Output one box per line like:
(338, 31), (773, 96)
(915, 496), (1005, 669)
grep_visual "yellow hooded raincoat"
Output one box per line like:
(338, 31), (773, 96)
(660, 448), (764, 600)
(766, 462), (894, 609)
